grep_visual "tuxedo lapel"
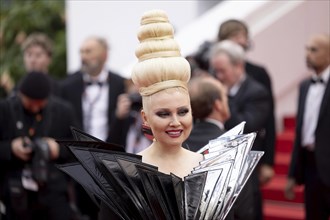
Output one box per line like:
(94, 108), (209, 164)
(233, 77), (248, 101)
(73, 74), (85, 125)
(297, 81), (311, 129)
(107, 72), (115, 119)
(228, 76), (249, 107)
(317, 79), (330, 122)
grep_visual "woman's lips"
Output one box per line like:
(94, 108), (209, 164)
(166, 130), (183, 138)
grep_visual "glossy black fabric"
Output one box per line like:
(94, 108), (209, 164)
(58, 140), (125, 152)
(59, 128), (262, 220)
(61, 147), (177, 219)
(57, 162), (118, 216)
(184, 172), (207, 220)
(60, 142), (205, 220)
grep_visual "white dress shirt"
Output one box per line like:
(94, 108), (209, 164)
(82, 69), (109, 141)
(301, 66), (330, 150)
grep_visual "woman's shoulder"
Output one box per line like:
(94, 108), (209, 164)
(183, 148), (204, 164)
(137, 147), (153, 164)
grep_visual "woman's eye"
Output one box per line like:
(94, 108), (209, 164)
(178, 108), (189, 116)
(156, 111), (170, 118)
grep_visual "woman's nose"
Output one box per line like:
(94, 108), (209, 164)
(169, 116), (180, 126)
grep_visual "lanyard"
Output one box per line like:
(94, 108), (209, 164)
(83, 83), (104, 132)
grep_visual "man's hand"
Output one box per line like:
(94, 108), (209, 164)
(259, 164), (274, 185)
(115, 94), (132, 119)
(284, 178), (296, 200)
(11, 137), (32, 161)
(44, 137), (60, 160)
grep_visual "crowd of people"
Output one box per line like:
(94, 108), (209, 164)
(0, 9), (329, 220)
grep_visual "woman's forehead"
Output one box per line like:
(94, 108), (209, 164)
(155, 88), (188, 100)
(145, 88), (190, 109)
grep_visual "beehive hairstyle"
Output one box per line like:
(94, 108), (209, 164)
(131, 10), (191, 97)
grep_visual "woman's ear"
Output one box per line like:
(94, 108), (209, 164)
(141, 109), (148, 125)
(141, 109), (154, 140)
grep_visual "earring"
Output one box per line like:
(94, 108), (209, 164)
(142, 123), (154, 141)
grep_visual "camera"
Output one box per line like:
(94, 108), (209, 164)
(25, 138), (50, 186)
(191, 40), (213, 72)
(129, 92), (142, 111)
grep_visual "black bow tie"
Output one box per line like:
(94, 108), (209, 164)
(85, 81), (103, 87)
(311, 78), (324, 84)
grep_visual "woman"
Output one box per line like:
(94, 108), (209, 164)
(68, 10), (259, 220)
(130, 9), (204, 178)
(97, 9), (204, 219)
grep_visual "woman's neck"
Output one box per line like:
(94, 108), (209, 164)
(149, 141), (183, 158)
(140, 141), (202, 179)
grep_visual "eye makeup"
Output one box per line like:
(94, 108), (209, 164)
(155, 106), (190, 118)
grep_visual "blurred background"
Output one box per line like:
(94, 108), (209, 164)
(1, 1), (329, 220)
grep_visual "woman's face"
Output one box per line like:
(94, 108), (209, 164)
(142, 88), (192, 147)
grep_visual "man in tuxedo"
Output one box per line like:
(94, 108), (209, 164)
(61, 36), (126, 143)
(60, 36), (126, 219)
(285, 34), (330, 220)
(185, 75), (230, 151)
(210, 40), (272, 220)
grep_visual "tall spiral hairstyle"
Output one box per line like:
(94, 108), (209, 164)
(131, 10), (191, 102)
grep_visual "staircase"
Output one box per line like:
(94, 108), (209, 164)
(262, 116), (305, 220)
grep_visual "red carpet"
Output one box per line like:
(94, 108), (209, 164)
(262, 116), (305, 220)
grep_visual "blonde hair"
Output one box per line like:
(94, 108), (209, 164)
(131, 10), (191, 97)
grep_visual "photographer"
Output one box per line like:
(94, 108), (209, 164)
(108, 79), (151, 153)
(0, 72), (77, 220)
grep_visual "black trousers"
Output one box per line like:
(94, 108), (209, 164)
(304, 151), (330, 220)
(4, 181), (71, 220)
(225, 175), (256, 220)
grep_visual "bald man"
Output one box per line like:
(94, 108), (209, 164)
(61, 36), (126, 142)
(285, 34), (330, 220)
(60, 36), (126, 219)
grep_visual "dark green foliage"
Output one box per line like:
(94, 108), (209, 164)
(0, 0), (66, 83)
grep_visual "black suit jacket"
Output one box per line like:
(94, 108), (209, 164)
(246, 61), (276, 165)
(288, 77), (330, 187)
(225, 75), (273, 165)
(60, 70), (126, 144)
(245, 61), (272, 94)
(185, 120), (225, 152)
